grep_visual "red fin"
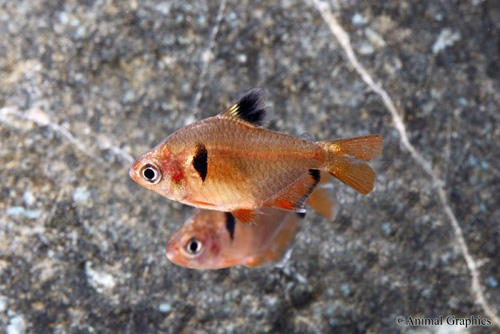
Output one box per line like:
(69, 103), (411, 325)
(320, 135), (383, 162)
(231, 209), (256, 225)
(306, 172), (339, 221)
(264, 170), (320, 212)
(328, 155), (376, 195)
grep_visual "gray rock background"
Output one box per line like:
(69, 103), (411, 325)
(1, 0), (499, 333)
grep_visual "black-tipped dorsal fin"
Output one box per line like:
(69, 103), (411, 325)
(219, 88), (267, 126)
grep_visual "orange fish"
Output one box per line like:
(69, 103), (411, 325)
(130, 88), (382, 224)
(166, 208), (302, 269)
(166, 173), (340, 269)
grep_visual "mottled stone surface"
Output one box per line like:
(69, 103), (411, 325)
(1, 0), (499, 333)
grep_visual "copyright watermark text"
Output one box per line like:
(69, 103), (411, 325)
(396, 315), (491, 328)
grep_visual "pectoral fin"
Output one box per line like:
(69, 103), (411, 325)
(231, 209), (257, 225)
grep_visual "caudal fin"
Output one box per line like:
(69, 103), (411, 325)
(326, 135), (383, 161)
(318, 135), (383, 195)
(330, 155), (376, 194)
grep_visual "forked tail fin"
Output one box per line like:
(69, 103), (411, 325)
(318, 135), (383, 195)
(325, 135), (383, 161)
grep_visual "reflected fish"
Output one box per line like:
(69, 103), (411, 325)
(166, 173), (339, 269)
(130, 88), (382, 224)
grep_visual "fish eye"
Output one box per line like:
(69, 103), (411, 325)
(185, 238), (203, 256)
(141, 164), (161, 184)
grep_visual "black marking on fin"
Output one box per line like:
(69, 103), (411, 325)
(289, 169), (321, 210)
(295, 169), (321, 207)
(306, 169), (321, 198)
(225, 212), (235, 240)
(193, 143), (208, 182)
(296, 212), (307, 219)
(222, 88), (267, 126)
(309, 169), (321, 185)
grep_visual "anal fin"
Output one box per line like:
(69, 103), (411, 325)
(244, 253), (273, 267)
(264, 169), (321, 212)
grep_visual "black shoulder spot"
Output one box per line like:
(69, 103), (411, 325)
(193, 143), (208, 182)
(219, 88), (267, 126)
(225, 212), (235, 240)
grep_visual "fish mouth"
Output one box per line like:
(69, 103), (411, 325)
(165, 241), (178, 262)
(128, 160), (140, 182)
(128, 165), (135, 180)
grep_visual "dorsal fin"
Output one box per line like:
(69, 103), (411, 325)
(219, 88), (267, 126)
